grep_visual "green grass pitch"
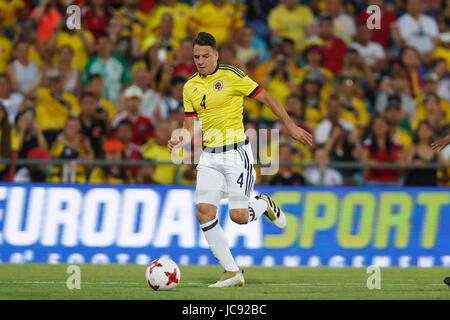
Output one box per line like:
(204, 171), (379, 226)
(0, 265), (449, 300)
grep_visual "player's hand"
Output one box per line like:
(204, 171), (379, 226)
(287, 124), (313, 147)
(167, 136), (182, 153)
(431, 136), (450, 152)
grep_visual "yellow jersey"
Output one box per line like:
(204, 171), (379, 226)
(0, 36), (11, 73)
(35, 87), (80, 131)
(142, 140), (176, 184)
(183, 64), (261, 148)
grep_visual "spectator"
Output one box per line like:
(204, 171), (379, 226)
(284, 94), (304, 125)
(0, 103), (18, 180)
(254, 41), (300, 85)
(350, 22), (387, 72)
(53, 45), (81, 95)
(83, 74), (117, 122)
(383, 97), (413, 152)
(130, 61), (161, 120)
(155, 76), (185, 122)
(396, 0), (439, 58)
(375, 69), (415, 119)
(0, 0), (25, 35)
(299, 44), (333, 90)
(412, 93), (450, 135)
(315, 13), (347, 74)
(0, 74), (24, 124)
(89, 138), (132, 184)
(82, 0), (113, 38)
(327, 0), (356, 45)
(15, 109), (48, 160)
(146, 0), (191, 43)
(415, 72), (450, 118)
(336, 74), (370, 131)
(140, 121), (177, 184)
(323, 123), (360, 184)
(35, 68), (80, 145)
(114, 0), (147, 60)
(218, 42), (240, 67)
(269, 143), (306, 186)
(145, 43), (171, 94)
(7, 40), (42, 98)
(235, 26), (260, 70)
(361, 114), (403, 185)
(49, 24), (95, 72)
(268, 0), (314, 52)
(341, 50), (376, 92)
(14, 147), (52, 183)
(113, 118), (143, 181)
(172, 38), (196, 79)
(0, 28), (11, 74)
(79, 92), (107, 158)
(432, 32), (450, 68)
(82, 35), (132, 104)
(432, 58), (450, 102)
(404, 120), (448, 186)
(142, 13), (177, 59)
(111, 85), (154, 146)
(31, 0), (63, 44)
(315, 93), (355, 145)
(304, 147), (343, 186)
(356, 0), (397, 50)
(259, 50), (298, 127)
(399, 46), (424, 98)
(47, 116), (94, 183)
(189, 0), (244, 45)
(298, 70), (326, 129)
(115, 119), (143, 162)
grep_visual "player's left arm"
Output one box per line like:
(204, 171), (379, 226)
(253, 89), (313, 146)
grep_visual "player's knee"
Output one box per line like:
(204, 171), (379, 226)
(196, 203), (217, 224)
(229, 209), (248, 225)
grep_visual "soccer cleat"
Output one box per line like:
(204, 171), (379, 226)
(258, 193), (286, 229)
(208, 270), (245, 288)
(444, 277), (450, 288)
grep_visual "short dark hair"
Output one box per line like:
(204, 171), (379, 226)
(88, 74), (103, 82)
(193, 32), (217, 50)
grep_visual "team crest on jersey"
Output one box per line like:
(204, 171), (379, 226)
(213, 80), (224, 91)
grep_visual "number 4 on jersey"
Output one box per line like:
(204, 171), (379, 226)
(200, 94), (206, 109)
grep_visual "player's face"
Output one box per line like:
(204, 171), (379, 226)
(193, 45), (219, 76)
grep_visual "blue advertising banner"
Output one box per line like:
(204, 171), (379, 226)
(0, 183), (449, 267)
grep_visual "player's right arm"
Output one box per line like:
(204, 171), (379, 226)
(431, 135), (450, 152)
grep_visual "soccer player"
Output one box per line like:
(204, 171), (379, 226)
(168, 32), (313, 288)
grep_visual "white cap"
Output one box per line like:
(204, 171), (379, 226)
(440, 32), (450, 44)
(123, 85), (143, 100)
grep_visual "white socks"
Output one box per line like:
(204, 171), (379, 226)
(200, 199), (268, 273)
(201, 218), (239, 272)
(247, 198), (268, 223)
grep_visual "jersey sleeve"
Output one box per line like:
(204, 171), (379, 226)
(233, 73), (263, 98)
(183, 83), (197, 117)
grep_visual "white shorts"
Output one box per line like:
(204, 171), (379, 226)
(195, 142), (256, 209)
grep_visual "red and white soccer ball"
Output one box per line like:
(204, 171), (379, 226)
(145, 257), (181, 291)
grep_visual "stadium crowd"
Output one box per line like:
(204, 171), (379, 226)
(0, 0), (449, 186)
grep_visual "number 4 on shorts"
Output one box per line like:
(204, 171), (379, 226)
(237, 173), (244, 188)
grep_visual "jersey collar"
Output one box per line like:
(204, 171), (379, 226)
(200, 63), (220, 78)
